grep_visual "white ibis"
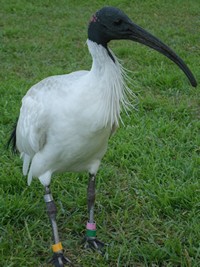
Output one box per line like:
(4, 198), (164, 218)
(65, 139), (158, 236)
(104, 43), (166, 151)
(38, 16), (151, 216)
(8, 6), (197, 266)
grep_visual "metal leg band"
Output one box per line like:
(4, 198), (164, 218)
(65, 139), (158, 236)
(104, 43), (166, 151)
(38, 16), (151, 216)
(44, 193), (53, 203)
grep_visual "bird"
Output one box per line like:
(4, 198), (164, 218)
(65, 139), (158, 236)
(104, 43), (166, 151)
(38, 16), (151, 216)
(8, 6), (197, 267)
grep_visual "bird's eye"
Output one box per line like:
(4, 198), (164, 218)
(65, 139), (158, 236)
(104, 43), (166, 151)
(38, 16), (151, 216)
(114, 19), (122, 26)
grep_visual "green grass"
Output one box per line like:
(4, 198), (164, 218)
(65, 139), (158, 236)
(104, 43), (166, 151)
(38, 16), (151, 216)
(0, 0), (200, 266)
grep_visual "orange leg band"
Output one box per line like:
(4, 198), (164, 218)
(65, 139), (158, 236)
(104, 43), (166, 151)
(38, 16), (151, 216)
(52, 242), (63, 253)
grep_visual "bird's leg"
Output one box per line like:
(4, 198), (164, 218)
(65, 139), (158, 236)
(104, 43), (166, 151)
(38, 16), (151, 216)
(44, 186), (71, 266)
(82, 173), (104, 253)
(88, 173), (96, 224)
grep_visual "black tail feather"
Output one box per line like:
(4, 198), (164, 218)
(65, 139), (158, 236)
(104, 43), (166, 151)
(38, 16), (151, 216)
(7, 120), (18, 154)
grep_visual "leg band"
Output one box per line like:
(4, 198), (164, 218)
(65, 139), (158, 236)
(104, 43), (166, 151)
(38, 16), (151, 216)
(86, 229), (96, 237)
(86, 221), (96, 230)
(44, 193), (53, 203)
(52, 242), (63, 253)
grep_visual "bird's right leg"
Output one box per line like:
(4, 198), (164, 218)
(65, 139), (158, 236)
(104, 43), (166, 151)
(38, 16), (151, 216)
(44, 186), (71, 266)
(82, 173), (104, 253)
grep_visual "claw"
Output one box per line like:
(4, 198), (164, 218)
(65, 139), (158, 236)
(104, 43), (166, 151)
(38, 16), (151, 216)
(49, 252), (72, 267)
(82, 236), (105, 255)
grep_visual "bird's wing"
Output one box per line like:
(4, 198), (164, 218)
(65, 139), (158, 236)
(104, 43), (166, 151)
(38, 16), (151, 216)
(16, 90), (48, 157)
(16, 71), (88, 157)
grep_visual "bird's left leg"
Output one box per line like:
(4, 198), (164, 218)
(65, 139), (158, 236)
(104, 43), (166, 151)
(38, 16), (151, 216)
(82, 173), (104, 253)
(44, 186), (71, 266)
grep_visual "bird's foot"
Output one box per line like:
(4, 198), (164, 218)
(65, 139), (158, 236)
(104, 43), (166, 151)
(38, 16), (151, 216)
(49, 252), (72, 267)
(82, 236), (105, 254)
(82, 221), (105, 254)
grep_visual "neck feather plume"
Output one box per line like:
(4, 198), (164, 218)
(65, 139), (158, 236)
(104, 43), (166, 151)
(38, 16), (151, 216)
(87, 40), (135, 127)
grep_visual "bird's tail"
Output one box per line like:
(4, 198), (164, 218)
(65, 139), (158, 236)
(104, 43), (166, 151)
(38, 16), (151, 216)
(7, 120), (18, 153)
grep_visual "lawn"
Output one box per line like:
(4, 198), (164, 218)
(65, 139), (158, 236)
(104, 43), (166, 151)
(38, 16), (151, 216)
(0, 0), (200, 266)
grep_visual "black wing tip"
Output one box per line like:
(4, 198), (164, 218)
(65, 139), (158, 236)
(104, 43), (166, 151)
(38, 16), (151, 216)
(7, 121), (18, 154)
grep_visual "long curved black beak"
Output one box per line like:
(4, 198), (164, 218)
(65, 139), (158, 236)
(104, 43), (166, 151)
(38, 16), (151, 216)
(126, 22), (197, 87)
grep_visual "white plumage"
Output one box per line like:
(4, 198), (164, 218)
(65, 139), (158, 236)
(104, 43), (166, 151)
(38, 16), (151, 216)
(16, 40), (131, 187)
(10, 7), (196, 265)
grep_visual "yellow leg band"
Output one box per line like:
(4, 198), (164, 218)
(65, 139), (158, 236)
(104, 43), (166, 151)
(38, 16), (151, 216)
(52, 242), (63, 253)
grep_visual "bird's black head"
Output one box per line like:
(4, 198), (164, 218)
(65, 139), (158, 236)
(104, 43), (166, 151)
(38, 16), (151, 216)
(88, 6), (197, 87)
(88, 7), (132, 47)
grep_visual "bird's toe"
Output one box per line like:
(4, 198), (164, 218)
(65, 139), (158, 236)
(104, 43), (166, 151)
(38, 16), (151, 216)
(49, 252), (72, 267)
(82, 236), (105, 254)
